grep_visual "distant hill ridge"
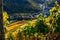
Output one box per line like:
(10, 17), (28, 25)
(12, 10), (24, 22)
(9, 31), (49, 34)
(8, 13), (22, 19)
(3, 0), (60, 14)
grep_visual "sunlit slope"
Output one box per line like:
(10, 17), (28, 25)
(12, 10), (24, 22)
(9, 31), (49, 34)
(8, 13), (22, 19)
(7, 21), (27, 31)
(5, 21), (27, 39)
(5, 20), (37, 39)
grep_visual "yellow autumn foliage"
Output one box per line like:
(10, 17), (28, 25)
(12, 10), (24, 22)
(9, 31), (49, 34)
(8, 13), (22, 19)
(3, 11), (9, 27)
(50, 7), (56, 12)
(3, 12), (9, 19)
(45, 17), (54, 26)
(58, 8), (60, 13)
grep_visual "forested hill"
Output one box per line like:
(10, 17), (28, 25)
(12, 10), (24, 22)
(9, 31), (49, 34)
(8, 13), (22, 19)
(3, 0), (60, 14)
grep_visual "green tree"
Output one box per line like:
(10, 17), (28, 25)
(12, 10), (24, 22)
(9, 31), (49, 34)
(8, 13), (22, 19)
(36, 13), (49, 35)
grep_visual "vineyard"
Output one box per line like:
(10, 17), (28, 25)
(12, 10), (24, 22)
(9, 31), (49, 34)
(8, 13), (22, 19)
(3, 1), (60, 40)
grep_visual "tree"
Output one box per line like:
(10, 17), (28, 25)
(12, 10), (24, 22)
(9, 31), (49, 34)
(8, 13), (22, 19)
(36, 13), (49, 35)
(3, 11), (9, 33)
(3, 11), (9, 27)
(49, 1), (60, 33)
